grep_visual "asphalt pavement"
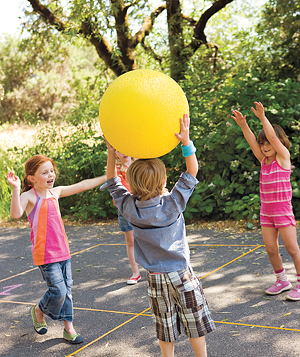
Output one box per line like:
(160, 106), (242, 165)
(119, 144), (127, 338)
(1, 221), (300, 357)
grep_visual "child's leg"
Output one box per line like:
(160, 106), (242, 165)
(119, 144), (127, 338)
(147, 272), (179, 355)
(34, 304), (45, 323)
(38, 259), (73, 322)
(63, 320), (84, 344)
(190, 336), (207, 357)
(277, 225), (300, 301)
(124, 230), (140, 277)
(261, 226), (283, 271)
(278, 225), (300, 274)
(262, 226), (293, 295)
(118, 212), (140, 282)
(159, 340), (175, 357)
(64, 320), (76, 335)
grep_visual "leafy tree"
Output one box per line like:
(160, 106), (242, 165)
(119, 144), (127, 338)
(23, 0), (235, 80)
(255, 0), (300, 81)
(0, 34), (110, 122)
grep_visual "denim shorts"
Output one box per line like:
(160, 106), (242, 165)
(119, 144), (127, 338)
(38, 259), (73, 322)
(118, 212), (133, 232)
(147, 266), (215, 342)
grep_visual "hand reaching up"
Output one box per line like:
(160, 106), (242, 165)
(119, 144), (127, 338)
(231, 110), (247, 128)
(175, 113), (190, 146)
(7, 172), (21, 189)
(251, 101), (266, 121)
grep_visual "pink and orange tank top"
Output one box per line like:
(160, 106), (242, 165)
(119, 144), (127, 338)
(260, 157), (294, 216)
(28, 188), (71, 266)
(117, 165), (130, 191)
(113, 165), (131, 207)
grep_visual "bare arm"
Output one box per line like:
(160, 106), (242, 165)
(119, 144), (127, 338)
(103, 138), (117, 180)
(251, 101), (290, 162)
(55, 175), (107, 198)
(231, 110), (264, 163)
(7, 172), (29, 218)
(175, 114), (198, 177)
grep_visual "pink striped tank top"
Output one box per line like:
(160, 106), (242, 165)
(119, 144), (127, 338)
(260, 157), (294, 217)
(28, 188), (71, 266)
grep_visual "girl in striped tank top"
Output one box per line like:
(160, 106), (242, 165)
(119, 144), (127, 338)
(7, 155), (106, 343)
(232, 102), (300, 301)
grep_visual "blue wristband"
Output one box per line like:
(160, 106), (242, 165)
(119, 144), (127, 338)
(181, 141), (196, 157)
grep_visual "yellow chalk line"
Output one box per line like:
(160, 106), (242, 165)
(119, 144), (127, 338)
(1, 299), (298, 333)
(199, 245), (263, 280)
(0, 242), (274, 356)
(0, 267), (39, 283)
(0, 242), (120, 283)
(0, 300), (151, 316)
(214, 320), (300, 332)
(65, 307), (151, 357)
(189, 244), (262, 247)
(0, 243), (264, 284)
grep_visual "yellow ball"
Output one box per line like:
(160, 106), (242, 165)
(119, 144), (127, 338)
(99, 69), (189, 158)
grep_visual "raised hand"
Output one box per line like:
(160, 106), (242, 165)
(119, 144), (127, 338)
(7, 172), (21, 189)
(175, 113), (190, 146)
(251, 101), (266, 121)
(103, 135), (116, 154)
(231, 110), (247, 128)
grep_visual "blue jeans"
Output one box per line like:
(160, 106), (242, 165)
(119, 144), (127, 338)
(38, 259), (73, 322)
(118, 211), (133, 232)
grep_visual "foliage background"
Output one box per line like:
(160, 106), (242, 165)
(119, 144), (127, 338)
(1, 0), (300, 224)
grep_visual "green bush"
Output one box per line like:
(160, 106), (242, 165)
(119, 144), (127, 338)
(1, 121), (117, 221)
(2, 70), (300, 223)
(52, 126), (116, 220)
(174, 70), (300, 221)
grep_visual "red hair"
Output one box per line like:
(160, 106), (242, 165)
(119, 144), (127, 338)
(22, 155), (59, 192)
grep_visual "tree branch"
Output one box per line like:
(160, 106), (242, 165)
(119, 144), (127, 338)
(80, 19), (126, 76)
(141, 39), (163, 64)
(191, 0), (234, 50)
(26, 0), (65, 31)
(26, 0), (126, 76)
(182, 14), (197, 28)
(132, 4), (166, 47)
(110, 0), (135, 70)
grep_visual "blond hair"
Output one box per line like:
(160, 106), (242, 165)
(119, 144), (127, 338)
(126, 158), (167, 201)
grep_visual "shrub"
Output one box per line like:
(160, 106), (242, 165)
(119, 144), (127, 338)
(2, 70), (300, 223)
(174, 70), (300, 220)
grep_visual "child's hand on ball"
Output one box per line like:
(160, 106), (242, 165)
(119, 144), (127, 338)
(175, 113), (190, 146)
(103, 136), (116, 154)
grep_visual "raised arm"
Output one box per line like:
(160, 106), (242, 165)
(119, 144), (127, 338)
(104, 138), (117, 180)
(175, 114), (198, 177)
(7, 172), (29, 218)
(55, 175), (107, 198)
(251, 101), (290, 161)
(231, 110), (264, 163)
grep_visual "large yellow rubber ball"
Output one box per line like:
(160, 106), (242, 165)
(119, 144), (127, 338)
(99, 69), (189, 158)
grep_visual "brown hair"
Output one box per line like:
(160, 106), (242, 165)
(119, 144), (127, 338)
(126, 158), (167, 201)
(22, 155), (59, 193)
(257, 124), (290, 150)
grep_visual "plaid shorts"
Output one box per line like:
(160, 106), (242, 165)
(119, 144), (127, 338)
(147, 266), (215, 342)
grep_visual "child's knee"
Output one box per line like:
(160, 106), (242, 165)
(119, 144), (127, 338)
(286, 246), (300, 259)
(49, 283), (68, 305)
(265, 246), (279, 257)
